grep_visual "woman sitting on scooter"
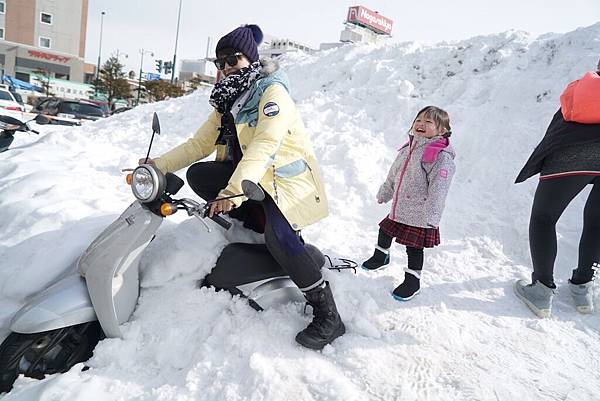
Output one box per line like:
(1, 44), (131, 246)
(140, 24), (345, 350)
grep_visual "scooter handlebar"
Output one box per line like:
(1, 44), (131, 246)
(174, 198), (232, 231)
(209, 213), (232, 230)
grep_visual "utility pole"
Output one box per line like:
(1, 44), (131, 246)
(95, 11), (106, 96)
(170, 0), (183, 84)
(137, 49), (154, 106)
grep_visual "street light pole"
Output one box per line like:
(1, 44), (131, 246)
(95, 11), (106, 96)
(137, 49), (154, 106)
(170, 0), (182, 84)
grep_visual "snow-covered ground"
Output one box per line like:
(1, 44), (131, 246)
(1, 24), (600, 401)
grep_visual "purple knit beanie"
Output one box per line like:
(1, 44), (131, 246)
(215, 24), (263, 62)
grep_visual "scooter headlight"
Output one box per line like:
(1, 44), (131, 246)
(131, 164), (166, 202)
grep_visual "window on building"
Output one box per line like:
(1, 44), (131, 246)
(41, 12), (53, 25)
(39, 37), (51, 48)
(15, 72), (30, 82)
(0, 28), (4, 40)
(0, 1), (5, 14)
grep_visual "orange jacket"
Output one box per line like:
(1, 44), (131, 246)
(560, 71), (600, 124)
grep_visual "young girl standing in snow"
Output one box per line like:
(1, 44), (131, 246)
(362, 106), (456, 301)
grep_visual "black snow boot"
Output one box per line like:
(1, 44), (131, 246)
(295, 282), (345, 350)
(361, 246), (390, 270)
(392, 269), (421, 301)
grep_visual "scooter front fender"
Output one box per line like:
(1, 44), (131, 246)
(10, 274), (96, 334)
(77, 201), (162, 338)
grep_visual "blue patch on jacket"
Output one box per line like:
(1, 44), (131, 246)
(274, 159), (307, 178)
(235, 69), (290, 126)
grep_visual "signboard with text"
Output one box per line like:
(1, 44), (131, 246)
(346, 6), (393, 35)
(145, 73), (161, 81)
(27, 50), (71, 63)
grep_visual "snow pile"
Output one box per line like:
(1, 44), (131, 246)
(1, 24), (600, 401)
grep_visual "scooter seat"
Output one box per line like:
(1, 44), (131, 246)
(203, 242), (325, 289)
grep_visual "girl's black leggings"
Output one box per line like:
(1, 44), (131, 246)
(529, 175), (600, 287)
(377, 229), (424, 271)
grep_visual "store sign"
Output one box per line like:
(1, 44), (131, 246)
(145, 73), (161, 81)
(347, 6), (393, 35)
(27, 50), (71, 63)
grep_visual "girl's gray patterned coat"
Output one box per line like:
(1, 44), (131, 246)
(377, 135), (456, 228)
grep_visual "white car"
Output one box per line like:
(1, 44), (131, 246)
(0, 89), (25, 121)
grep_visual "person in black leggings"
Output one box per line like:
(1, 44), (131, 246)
(515, 97), (600, 317)
(529, 176), (600, 289)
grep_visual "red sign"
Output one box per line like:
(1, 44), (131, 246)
(28, 50), (71, 63)
(347, 6), (393, 35)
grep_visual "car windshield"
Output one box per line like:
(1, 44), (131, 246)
(11, 92), (24, 104)
(59, 102), (104, 117)
(0, 91), (15, 101)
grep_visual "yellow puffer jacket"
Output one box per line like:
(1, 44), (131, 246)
(154, 79), (328, 230)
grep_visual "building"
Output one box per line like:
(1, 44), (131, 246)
(178, 58), (217, 87)
(31, 75), (93, 100)
(0, 0), (91, 85)
(259, 35), (315, 59)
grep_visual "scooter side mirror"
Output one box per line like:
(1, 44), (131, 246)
(35, 114), (51, 125)
(152, 112), (161, 135)
(241, 180), (265, 202)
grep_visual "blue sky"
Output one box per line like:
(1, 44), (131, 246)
(84, 0), (600, 74)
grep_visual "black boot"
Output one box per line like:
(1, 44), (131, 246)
(295, 282), (345, 350)
(361, 247), (390, 270)
(392, 269), (421, 301)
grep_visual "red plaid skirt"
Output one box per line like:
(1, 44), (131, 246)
(379, 217), (440, 248)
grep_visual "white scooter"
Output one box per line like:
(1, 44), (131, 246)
(0, 114), (49, 153)
(0, 113), (355, 393)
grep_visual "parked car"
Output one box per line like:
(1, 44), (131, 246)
(33, 98), (105, 126)
(85, 99), (110, 117)
(111, 106), (132, 115)
(10, 91), (34, 113)
(0, 88), (25, 121)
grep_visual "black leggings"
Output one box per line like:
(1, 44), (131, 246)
(529, 176), (600, 287)
(377, 229), (424, 271)
(186, 161), (323, 290)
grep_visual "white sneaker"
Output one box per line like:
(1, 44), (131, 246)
(514, 280), (555, 318)
(568, 280), (594, 314)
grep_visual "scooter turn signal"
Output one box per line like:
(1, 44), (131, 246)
(160, 202), (177, 216)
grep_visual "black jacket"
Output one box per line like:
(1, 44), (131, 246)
(515, 110), (600, 183)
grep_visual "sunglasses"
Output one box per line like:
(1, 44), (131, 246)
(213, 52), (243, 70)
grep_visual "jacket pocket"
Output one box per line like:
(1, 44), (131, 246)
(273, 159), (308, 178)
(274, 159), (322, 204)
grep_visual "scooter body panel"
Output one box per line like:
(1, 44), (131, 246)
(77, 201), (162, 338)
(10, 274), (96, 334)
(237, 276), (306, 308)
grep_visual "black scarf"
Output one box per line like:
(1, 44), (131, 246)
(209, 62), (261, 114)
(209, 63), (261, 165)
